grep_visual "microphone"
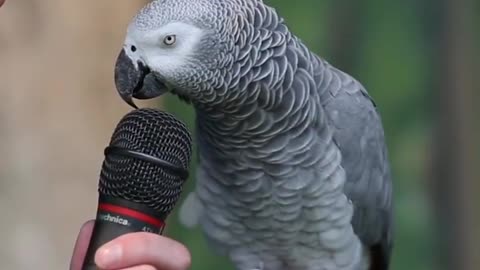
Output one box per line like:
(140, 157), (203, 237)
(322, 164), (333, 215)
(82, 108), (193, 270)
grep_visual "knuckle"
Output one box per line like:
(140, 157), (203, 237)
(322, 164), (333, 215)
(121, 232), (154, 247)
(117, 232), (191, 270)
(136, 232), (156, 242)
(135, 265), (157, 270)
(171, 243), (191, 270)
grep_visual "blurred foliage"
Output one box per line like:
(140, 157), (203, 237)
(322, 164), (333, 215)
(160, 0), (478, 269)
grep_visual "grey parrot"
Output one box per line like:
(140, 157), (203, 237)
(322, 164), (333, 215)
(113, 0), (393, 269)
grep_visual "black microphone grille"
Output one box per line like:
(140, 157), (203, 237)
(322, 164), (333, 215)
(99, 108), (193, 216)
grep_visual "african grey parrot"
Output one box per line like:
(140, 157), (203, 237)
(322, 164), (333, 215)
(113, 0), (393, 269)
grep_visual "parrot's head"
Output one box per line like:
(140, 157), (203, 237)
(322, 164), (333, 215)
(115, 0), (259, 108)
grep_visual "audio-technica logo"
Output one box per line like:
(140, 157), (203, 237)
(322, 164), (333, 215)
(99, 213), (130, 226)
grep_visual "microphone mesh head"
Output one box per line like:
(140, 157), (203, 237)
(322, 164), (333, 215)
(99, 108), (192, 216)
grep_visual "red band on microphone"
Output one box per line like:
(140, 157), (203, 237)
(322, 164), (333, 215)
(98, 203), (164, 228)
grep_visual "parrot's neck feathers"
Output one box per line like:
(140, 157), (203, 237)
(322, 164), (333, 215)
(195, 37), (327, 137)
(192, 1), (333, 147)
(195, 3), (323, 112)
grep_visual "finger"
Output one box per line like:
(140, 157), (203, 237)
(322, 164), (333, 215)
(94, 232), (191, 270)
(119, 265), (157, 270)
(69, 220), (95, 270)
(0, 0), (5, 7)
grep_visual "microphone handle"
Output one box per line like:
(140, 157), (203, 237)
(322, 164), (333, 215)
(81, 196), (166, 270)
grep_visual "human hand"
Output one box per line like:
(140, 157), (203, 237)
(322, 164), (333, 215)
(70, 220), (191, 270)
(0, 0), (5, 8)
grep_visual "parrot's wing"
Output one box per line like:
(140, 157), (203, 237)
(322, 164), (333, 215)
(179, 191), (203, 228)
(321, 64), (393, 270)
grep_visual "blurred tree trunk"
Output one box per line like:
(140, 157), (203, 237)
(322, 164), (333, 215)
(0, 1), (150, 269)
(325, 0), (364, 72)
(431, 0), (479, 269)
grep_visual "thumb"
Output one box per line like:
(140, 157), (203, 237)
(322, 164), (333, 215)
(70, 220), (95, 270)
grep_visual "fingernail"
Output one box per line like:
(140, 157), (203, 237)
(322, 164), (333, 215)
(96, 244), (122, 268)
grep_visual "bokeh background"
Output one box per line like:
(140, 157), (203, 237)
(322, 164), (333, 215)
(0, 0), (478, 269)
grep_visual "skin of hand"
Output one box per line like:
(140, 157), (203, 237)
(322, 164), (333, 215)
(70, 220), (191, 270)
(0, 0), (5, 7)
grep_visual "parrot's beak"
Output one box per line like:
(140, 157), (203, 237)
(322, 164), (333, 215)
(114, 49), (168, 108)
(114, 49), (149, 108)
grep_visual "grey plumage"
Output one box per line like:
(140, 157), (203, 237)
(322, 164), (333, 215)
(114, 0), (393, 269)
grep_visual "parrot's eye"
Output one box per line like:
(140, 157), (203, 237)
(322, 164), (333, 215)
(163, 35), (176, 46)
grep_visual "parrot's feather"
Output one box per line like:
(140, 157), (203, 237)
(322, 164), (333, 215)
(117, 1), (394, 269)
(178, 192), (203, 228)
(321, 64), (393, 269)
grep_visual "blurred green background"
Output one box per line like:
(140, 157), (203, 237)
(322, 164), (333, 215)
(163, 1), (479, 270)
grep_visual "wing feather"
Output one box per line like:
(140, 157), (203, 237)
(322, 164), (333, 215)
(321, 64), (394, 270)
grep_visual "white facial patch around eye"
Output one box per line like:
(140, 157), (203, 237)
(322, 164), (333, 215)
(139, 22), (204, 75)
